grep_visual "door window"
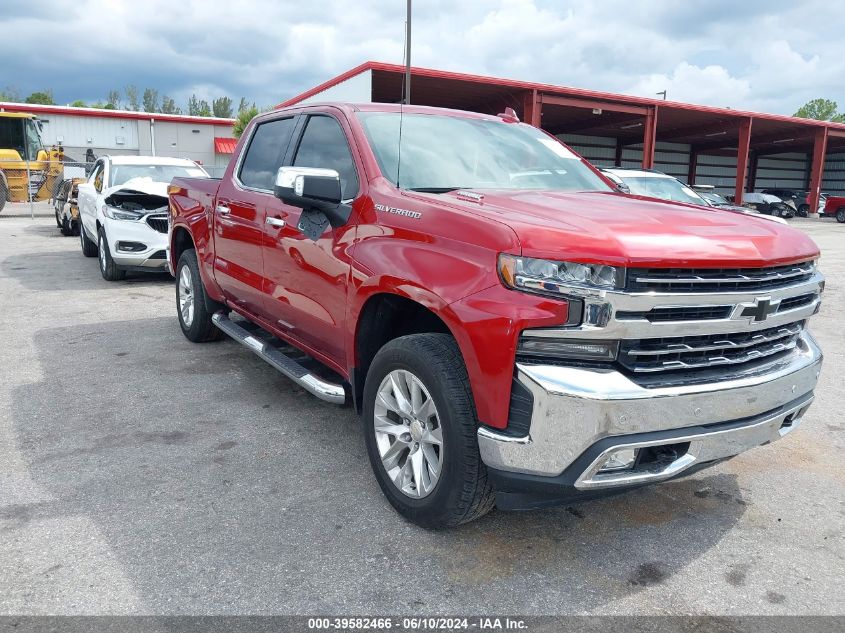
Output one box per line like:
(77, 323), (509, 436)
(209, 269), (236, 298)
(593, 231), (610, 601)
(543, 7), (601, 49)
(91, 162), (104, 192)
(293, 115), (359, 200)
(238, 117), (295, 191)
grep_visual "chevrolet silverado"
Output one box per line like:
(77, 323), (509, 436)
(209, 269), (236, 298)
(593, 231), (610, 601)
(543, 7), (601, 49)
(168, 103), (824, 528)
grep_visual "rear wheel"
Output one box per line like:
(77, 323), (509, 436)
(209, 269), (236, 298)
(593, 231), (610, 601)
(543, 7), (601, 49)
(836, 208), (845, 224)
(98, 228), (126, 281)
(0, 176), (7, 214)
(80, 222), (98, 257)
(363, 334), (495, 528)
(798, 204), (809, 217)
(176, 248), (224, 342)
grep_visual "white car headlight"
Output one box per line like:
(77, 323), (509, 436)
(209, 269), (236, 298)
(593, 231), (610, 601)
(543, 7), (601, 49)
(498, 254), (622, 295)
(103, 204), (143, 221)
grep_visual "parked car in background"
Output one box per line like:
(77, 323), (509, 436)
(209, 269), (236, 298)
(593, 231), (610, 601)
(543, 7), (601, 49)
(53, 176), (85, 236)
(761, 189), (814, 217)
(77, 156), (209, 281)
(167, 103), (823, 528)
(739, 192), (796, 219)
(821, 195), (845, 222)
(601, 168), (781, 221)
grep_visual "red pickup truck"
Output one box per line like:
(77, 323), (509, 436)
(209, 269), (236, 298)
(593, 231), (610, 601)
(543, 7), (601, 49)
(822, 195), (845, 222)
(168, 103), (824, 528)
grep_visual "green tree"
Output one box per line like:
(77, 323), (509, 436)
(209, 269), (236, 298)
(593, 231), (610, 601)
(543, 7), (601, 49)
(233, 105), (260, 138)
(212, 96), (234, 118)
(0, 86), (21, 102)
(142, 88), (159, 113)
(237, 97), (250, 113)
(25, 90), (55, 105)
(107, 89), (121, 109)
(91, 102), (116, 110)
(70, 99), (87, 107)
(125, 85), (139, 111)
(160, 95), (181, 115)
(793, 98), (845, 123)
(188, 94), (212, 117)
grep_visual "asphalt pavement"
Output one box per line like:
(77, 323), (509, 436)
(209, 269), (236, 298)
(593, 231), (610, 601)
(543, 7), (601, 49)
(1, 203), (843, 615)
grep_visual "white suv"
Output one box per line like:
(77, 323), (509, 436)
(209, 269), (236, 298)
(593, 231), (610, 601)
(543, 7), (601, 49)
(77, 156), (209, 280)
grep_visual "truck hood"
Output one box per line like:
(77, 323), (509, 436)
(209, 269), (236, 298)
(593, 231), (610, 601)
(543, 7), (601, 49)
(437, 189), (819, 267)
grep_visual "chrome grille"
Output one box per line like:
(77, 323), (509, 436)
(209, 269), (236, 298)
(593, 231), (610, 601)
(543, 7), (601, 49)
(626, 262), (815, 293)
(618, 322), (804, 373)
(146, 214), (169, 234)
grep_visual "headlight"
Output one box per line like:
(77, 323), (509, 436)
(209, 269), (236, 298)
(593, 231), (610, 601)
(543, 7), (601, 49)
(103, 204), (143, 221)
(499, 254), (622, 295)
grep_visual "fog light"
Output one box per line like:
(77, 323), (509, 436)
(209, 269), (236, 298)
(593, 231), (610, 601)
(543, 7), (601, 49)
(518, 337), (618, 360)
(598, 448), (638, 472)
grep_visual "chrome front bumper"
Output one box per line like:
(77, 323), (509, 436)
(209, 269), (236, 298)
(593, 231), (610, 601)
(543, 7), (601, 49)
(478, 330), (822, 484)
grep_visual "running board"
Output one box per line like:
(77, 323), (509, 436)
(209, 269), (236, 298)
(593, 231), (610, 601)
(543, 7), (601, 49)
(211, 312), (346, 405)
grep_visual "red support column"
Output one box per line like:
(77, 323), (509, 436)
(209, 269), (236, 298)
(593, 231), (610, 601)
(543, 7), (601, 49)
(687, 148), (698, 185)
(807, 127), (829, 214)
(522, 90), (541, 128)
(734, 118), (753, 205)
(641, 106), (657, 169)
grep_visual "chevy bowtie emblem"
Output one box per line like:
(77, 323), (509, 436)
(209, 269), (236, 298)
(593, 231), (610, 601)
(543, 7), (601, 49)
(735, 297), (781, 322)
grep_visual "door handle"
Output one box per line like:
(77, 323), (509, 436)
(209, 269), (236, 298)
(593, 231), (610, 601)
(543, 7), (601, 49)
(265, 217), (286, 228)
(216, 204), (231, 216)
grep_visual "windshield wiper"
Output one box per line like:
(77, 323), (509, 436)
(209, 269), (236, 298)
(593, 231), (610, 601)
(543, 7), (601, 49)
(407, 187), (463, 193)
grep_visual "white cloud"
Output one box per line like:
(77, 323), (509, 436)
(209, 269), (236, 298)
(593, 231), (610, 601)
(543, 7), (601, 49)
(628, 62), (751, 108)
(0, 0), (843, 116)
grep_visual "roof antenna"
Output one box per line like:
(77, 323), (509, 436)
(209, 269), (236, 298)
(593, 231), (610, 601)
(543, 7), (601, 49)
(397, 0), (412, 189)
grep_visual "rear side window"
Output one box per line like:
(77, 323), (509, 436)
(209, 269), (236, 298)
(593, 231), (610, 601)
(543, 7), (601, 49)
(239, 117), (295, 191)
(293, 115), (359, 200)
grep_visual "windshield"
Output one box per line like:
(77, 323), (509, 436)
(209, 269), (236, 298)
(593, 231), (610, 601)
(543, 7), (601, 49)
(110, 164), (207, 187)
(614, 174), (705, 205)
(357, 112), (612, 193)
(700, 191), (729, 205)
(23, 118), (44, 161)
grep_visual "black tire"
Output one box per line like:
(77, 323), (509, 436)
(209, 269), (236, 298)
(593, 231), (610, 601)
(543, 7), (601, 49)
(0, 175), (7, 214)
(175, 248), (224, 342)
(54, 206), (63, 228)
(363, 334), (495, 528)
(798, 204), (809, 217)
(97, 228), (126, 281)
(80, 222), (98, 257)
(837, 208), (845, 224)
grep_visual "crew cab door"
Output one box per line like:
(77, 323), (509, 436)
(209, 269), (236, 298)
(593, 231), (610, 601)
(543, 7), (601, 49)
(212, 116), (296, 318)
(262, 111), (361, 367)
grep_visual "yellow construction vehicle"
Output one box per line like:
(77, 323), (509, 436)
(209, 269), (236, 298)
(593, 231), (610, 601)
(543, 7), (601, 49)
(0, 111), (65, 213)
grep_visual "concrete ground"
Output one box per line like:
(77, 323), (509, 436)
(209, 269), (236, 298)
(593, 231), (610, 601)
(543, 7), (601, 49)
(0, 202), (843, 615)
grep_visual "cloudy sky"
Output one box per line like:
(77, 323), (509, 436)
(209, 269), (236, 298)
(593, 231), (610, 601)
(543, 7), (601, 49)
(2, 0), (843, 116)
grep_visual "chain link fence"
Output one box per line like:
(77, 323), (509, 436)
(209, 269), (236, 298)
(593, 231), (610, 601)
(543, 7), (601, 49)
(0, 156), (91, 220)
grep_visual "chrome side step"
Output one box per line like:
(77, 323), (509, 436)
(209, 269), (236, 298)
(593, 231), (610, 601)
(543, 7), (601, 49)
(211, 312), (346, 405)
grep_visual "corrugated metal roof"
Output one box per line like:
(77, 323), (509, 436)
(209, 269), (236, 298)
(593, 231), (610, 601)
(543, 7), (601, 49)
(214, 137), (238, 154)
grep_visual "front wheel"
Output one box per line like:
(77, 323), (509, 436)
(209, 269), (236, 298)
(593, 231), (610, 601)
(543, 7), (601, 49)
(798, 204), (809, 217)
(80, 222), (98, 257)
(98, 228), (126, 281)
(837, 208), (845, 224)
(175, 248), (224, 342)
(363, 334), (495, 528)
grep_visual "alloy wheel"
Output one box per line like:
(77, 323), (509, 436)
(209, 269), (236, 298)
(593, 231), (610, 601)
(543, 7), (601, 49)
(178, 265), (195, 327)
(373, 369), (443, 499)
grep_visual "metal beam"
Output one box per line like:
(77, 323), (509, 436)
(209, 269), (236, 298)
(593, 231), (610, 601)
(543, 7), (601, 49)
(539, 93), (649, 116)
(522, 89), (541, 127)
(659, 120), (738, 142)
(747, 151), (758, 193)
(807, 127), (829, 214)
(642, 107), (658, 169)
(734, 118), (753, 205)
(687, 148), (698, 185)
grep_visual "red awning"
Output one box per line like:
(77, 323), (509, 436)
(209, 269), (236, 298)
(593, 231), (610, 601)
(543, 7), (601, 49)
(214, 137), (237, 154)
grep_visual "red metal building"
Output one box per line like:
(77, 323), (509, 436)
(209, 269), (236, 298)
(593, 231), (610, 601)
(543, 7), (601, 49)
(279, 61), (845, 211)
